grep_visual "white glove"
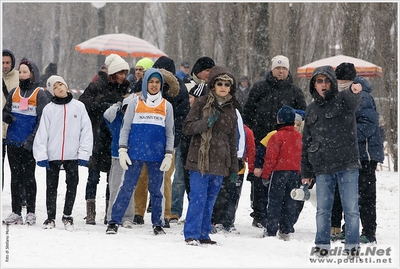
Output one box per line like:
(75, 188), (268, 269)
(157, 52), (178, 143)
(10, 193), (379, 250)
(160, 153), (173, 171)
(119, 148), (132, 170)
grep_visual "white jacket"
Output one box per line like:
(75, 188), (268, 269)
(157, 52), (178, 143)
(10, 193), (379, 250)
(33, 98), (93, 162)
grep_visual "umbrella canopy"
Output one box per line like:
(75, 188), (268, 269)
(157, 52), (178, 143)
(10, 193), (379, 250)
(297, 55), (382, 78)
(75, 33), (167, 58)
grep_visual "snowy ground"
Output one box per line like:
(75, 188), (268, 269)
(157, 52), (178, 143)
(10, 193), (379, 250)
(1, 156), (398, 268)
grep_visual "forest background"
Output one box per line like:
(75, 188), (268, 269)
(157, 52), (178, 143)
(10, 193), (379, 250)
(2, 1), (398, 170)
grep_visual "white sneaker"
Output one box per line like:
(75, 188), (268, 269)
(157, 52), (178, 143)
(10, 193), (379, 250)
(278, 231), (291, 241)
(3, 213), (23, 225)
(25, 212), (37, 225)
(122, 220), (134, 229)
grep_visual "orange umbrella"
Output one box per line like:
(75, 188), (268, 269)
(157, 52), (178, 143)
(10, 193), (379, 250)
(75, 33), (167, 58)
(297, 55), (382, 78)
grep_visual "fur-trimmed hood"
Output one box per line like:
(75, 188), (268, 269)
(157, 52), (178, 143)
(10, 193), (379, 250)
(159, 68), (179, 98)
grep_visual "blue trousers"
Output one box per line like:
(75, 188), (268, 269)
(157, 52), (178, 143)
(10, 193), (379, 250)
(184, 171), (223, 240)
(110, 160), (164, 227)
(315, 169), (360, 250)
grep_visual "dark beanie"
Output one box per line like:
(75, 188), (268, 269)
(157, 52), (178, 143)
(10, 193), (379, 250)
(277, 105), (295, 124)
(153, 56), (176, 74)
(191, 56), (215, 76)
(335, 62), (356, 80)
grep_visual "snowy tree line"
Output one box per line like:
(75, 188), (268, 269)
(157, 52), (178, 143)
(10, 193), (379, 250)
(2, 2), (397, 170)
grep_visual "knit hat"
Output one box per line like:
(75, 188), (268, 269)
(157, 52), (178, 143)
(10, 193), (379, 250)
(153, 56), (176, 74)
(148, 72), (162, 83)
(271, 55), (289, 70)
(46, 75), (68, 96)
(189, 83), (207, 97)
(191, 56), (215, 76)
(135, 57), (154, 70)
(335, 62), (356, 80)
(277, 105), (295, 124)
(295, 109), (305, 122)
(105, 54), (129, 75)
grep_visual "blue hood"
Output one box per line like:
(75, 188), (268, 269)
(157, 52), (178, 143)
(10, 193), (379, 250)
(141, 68), (164, 100)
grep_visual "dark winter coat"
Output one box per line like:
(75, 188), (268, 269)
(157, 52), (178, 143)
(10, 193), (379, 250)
(353, 76), (384, 163)
(242, 71), (306, 143)
(79, 71), (130, 172)
(183, 66), (239, 177)
(236, 77), (251, 111)
(301, 65), (361, 179)
(153, 56), (190, 148)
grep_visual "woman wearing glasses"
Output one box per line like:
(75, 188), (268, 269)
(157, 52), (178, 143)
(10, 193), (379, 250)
(182, 66), (241, 246)
(301, 65), (362, 259)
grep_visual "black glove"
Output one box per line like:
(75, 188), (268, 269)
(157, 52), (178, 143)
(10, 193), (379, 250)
(3, 113), (15, 124)
(246, 173), (258, 182)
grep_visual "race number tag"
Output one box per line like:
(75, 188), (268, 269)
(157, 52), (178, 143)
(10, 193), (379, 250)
(20, 97), (29, 110)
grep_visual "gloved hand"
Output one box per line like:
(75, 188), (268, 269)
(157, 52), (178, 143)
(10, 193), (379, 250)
(246, 173), (258, 182)
(78, 159), (88, 167)
(262, 176), (271, 187)
(230, 172), (238, 183)
(3, 113), (15, 124)
(119, 148), (131, 170)
(207, 110), (220, 128)
(37, 160), (50, 170)
(238, 158), (245, 171)
(160, 153), (173, 171)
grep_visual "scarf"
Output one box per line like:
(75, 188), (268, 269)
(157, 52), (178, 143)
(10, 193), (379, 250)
(145, 91), (162, 107)
(197, 91), (232, 175)
(338, 81), (353, 92)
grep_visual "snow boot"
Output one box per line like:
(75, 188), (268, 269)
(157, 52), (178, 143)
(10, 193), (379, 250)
(85, 199), (96, 225)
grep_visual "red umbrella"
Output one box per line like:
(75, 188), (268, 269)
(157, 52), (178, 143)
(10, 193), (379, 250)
(75, 33), (167, 58)
(297, 55), (382, 78)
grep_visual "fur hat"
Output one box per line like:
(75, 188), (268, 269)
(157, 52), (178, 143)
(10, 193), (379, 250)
(271, 55), (289, 70)
(191, 56), (215, 76)
(135, 57), (154, 70)
(105, 54), (129, 75)
(277, 105), (295, 124)
(46, 75), (68, 96)
(335, 62), (356, 80)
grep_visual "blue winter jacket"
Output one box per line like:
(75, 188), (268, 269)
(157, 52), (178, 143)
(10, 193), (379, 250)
(353, 76), (384, 163)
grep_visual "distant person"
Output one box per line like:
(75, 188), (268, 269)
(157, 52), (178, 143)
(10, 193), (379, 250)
(2, 59), (51, 225)
(236, 76), (251, 110)
(91, 64), (108, 83)
(176, 61), (191, 83)
(130, 57), (154, 93)
(33, 75), (93, 230)
(39, 62), (58, 88)
(2, 49), (19, 191)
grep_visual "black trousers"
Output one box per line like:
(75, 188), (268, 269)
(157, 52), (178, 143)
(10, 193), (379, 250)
(46, 160), (79, 220)
(7, 144), (37, 215)
(212, 174), (244, 228)
(331, 182), (343, 228)
(250, 176), (268, 226)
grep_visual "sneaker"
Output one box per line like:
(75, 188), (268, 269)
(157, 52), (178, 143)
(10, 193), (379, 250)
(211, 223), (224, 234)
(313, 247), (329, 258)
(62, 215), (74, 231)
(345, 247), (360, 259)
(25, 212), (36, 225)
(153, 225), (166, 235)
(331, 231), (345, 242)
(3, 213), (23, 225)
(199, 239), (217, 245)
(122, 220), (134, 229)
(163, 218), (170, 228)
(43, 219), (55, 229)
(223, 225), (240, 235)
(133, 215), (144, 225)
(360, 234), (377, 244)
(185, 238), (199, 246)
(278, 231), (291, 241)
(252, 219), (263, 228)
(169, 214), (179, 223)
(106, 223), (118, 234)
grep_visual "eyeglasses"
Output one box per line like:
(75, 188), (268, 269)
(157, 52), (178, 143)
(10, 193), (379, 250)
(216, 82), (231, 88)
(315, 78), (331, 84)
(135, 68), (144, 71)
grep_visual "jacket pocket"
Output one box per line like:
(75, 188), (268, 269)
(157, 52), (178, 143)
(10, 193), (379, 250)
(307, 141), (321, 166)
